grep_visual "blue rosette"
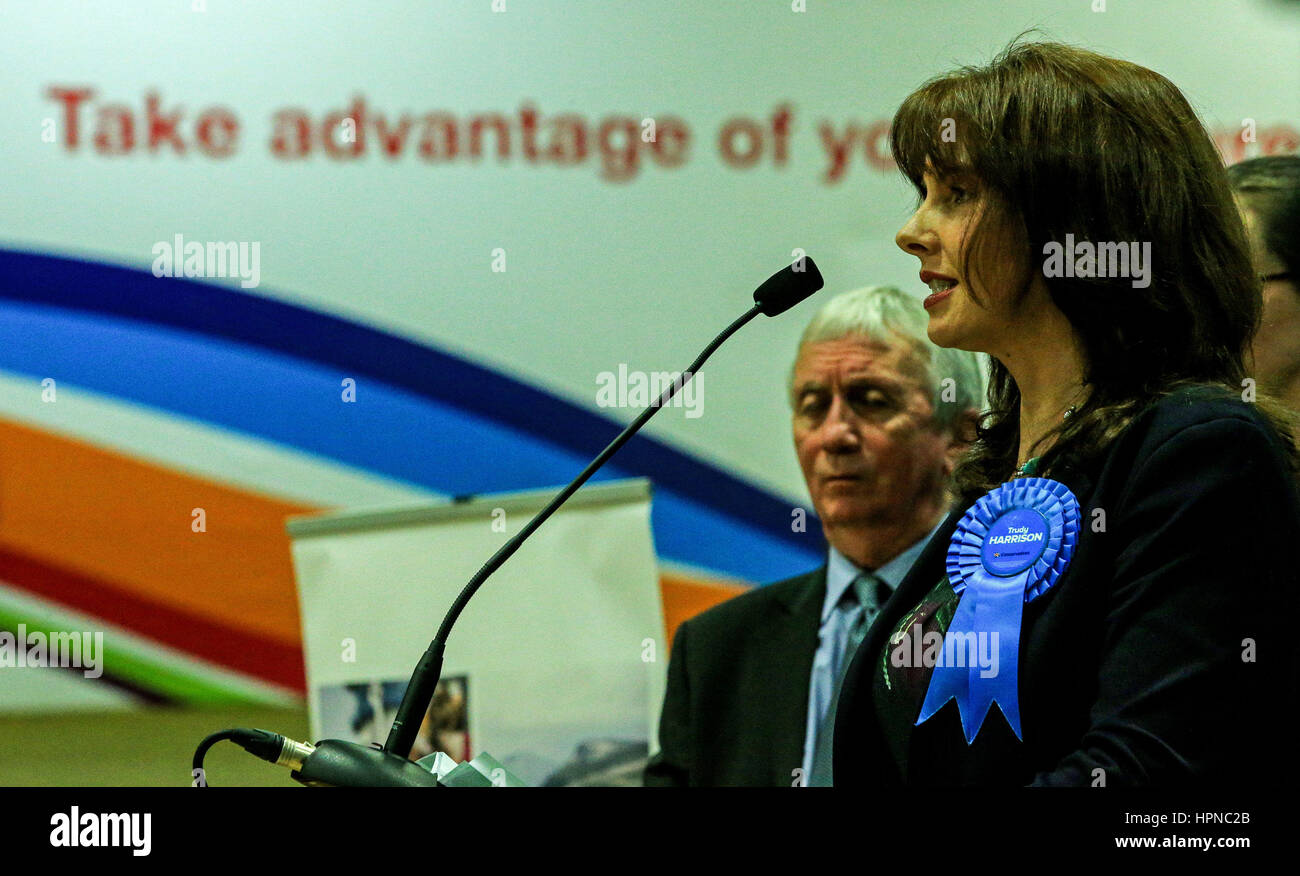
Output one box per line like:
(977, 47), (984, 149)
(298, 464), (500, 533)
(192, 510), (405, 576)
(915, 476), (1080, 743)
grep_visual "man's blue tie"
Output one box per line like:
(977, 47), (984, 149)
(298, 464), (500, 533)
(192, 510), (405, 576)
(808, 571), (888, 786)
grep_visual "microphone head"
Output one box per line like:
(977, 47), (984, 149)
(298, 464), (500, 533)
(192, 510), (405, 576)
(753, 256), (824, 317)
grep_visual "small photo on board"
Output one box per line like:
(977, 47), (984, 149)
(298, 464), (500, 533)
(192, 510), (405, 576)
(317, 675), (470, 762)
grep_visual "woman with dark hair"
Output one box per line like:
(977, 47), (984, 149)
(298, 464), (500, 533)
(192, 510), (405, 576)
(831, 40), (1300, 787)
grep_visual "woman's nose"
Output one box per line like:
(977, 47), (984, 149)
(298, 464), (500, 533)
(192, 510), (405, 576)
(896, 208), (935, 257)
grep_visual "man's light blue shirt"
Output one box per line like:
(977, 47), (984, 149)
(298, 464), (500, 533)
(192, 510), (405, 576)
(800, 519), (945, 782)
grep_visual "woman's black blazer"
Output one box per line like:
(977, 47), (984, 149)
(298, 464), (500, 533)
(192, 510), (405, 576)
(832, 385), (1300, 787)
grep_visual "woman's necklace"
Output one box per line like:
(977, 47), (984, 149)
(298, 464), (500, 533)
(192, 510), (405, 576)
(1014, 405), (1077, 477)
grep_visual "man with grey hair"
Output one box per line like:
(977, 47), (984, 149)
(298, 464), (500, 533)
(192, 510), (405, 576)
(645, 285), (984, 786)
(1228, 155), (1300, 429)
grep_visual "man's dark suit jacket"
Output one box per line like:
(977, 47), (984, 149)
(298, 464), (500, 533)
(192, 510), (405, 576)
(833, 385), (1300, 787)
(643, 566), (826, 786)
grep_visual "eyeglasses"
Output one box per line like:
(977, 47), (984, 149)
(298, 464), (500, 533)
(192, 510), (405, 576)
(1261, 272), (1293, 283)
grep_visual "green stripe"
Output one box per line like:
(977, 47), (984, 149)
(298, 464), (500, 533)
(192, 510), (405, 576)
(0, 604), (273, 706)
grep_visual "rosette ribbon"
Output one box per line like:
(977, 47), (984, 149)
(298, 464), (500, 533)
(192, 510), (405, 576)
(915, 476), (1080, 743)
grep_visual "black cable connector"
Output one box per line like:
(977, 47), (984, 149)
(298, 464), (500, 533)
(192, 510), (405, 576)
(192, 728), (312, 786)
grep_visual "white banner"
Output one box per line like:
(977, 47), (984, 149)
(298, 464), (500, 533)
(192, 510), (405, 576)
(287, 479), (664, 786)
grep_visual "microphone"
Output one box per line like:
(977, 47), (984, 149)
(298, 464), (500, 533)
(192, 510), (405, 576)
(192, 256), (823, 787)
(752, 255), (823, 316)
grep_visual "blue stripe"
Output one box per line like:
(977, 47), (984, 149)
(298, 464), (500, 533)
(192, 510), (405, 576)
(0, 252), (826, 580)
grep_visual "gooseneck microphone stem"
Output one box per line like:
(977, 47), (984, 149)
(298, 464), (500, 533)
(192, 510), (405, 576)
(383, 304), (764, 758)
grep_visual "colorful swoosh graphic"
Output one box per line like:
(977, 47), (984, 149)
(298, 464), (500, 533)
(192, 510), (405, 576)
(0, 249), (823, 706)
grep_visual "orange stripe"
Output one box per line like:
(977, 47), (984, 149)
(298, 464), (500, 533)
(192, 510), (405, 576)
(0, 417), (320, 646)
(1, 417), (752, 660)
(659, 571), (749, 647)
